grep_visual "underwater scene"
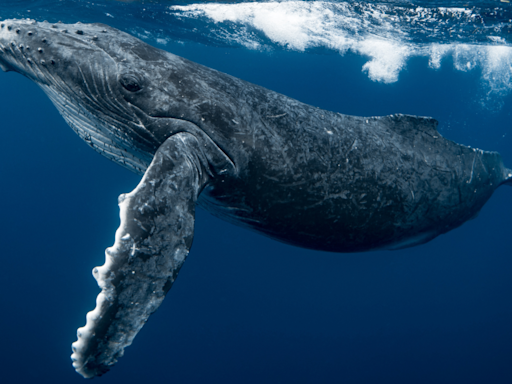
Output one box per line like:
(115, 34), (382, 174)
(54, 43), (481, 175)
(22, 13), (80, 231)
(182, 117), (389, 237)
(0, 0), (511, 383)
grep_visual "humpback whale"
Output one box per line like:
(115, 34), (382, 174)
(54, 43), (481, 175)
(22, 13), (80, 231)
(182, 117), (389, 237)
(0, 19), (510, 378)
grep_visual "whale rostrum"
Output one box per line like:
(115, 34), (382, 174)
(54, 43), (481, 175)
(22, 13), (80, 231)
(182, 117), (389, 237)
(0, 18), (510, 378)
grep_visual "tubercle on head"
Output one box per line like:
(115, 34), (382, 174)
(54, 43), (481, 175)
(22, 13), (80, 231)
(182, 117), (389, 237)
(0, 19), (107, 73)
(0, 18), (104, 46)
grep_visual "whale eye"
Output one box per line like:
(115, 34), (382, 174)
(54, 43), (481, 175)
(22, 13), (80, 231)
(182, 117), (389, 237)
(119, 74), (142, 92)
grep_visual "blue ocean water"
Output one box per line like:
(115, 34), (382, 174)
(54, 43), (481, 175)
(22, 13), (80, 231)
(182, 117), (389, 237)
(0, 1), (511, 383)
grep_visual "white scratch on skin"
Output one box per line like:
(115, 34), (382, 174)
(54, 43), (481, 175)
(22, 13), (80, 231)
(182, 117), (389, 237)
(468, 155), (476, 183)
(267, 113), (287, 118)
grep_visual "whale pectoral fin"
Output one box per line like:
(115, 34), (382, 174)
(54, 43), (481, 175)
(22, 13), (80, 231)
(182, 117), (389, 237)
(71, 132), (209, 378)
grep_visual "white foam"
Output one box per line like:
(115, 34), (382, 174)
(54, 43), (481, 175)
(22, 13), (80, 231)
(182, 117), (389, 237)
(171, 1), (512, 99)
(480, 45), (512, 103)
(428, 44), (450, 69)
(359, 39), (411, 83)
(428, 43), (512, 97)
(172, 2), (412, 83)
(175, 2), (346, 51)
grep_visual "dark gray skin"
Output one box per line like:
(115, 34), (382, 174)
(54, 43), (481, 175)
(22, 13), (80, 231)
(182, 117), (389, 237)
(0, 19), (511, 378)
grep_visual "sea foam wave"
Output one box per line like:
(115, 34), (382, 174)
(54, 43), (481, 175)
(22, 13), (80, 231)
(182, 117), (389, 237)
(169, 1), (512, 97)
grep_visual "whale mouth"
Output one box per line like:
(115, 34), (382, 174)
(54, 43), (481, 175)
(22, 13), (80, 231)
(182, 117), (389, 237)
(0, 18), (154, 175)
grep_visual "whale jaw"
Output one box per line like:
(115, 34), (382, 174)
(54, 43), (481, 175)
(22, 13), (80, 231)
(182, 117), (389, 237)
(0, 18), (155, 174)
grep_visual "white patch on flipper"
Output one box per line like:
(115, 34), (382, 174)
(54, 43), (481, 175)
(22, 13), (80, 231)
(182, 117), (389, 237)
(71, 189), (135, 378)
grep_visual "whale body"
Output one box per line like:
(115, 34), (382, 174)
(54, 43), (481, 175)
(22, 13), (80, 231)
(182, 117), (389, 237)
(0, 19), (510, 378)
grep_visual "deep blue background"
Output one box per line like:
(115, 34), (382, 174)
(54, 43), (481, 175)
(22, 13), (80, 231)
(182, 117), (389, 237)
(1, 38), (512, 383)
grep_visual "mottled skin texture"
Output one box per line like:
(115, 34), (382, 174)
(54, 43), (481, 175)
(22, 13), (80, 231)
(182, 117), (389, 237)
(0, 19), (510, 378)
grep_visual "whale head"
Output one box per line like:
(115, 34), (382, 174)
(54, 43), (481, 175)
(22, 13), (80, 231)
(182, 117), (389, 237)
(0, 19), (179, 174)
